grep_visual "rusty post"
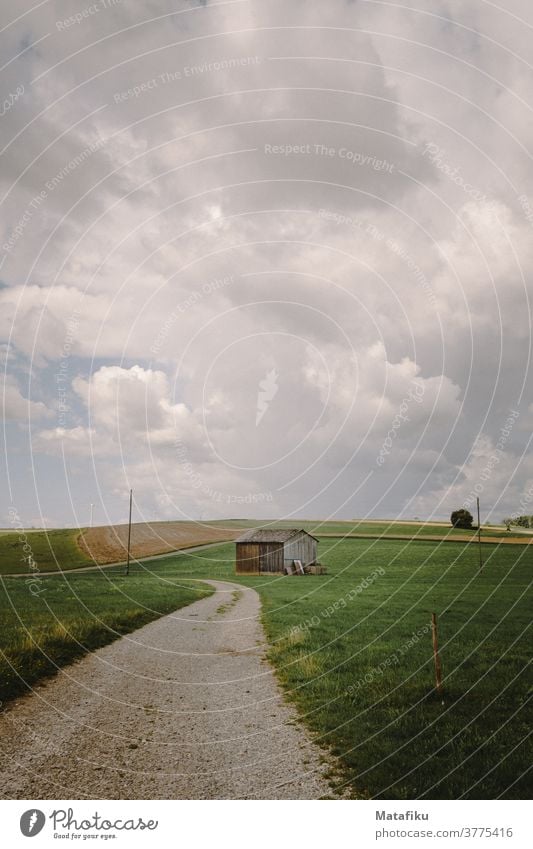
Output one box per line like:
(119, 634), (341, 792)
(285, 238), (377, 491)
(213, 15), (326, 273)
(431, 612), (443, 697)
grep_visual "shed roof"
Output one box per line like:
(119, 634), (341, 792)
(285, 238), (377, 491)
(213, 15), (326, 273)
(235, 528), (319, 543)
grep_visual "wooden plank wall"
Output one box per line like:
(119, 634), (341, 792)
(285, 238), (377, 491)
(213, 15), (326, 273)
(236, 535), (316, 572)
(283, 533), (317, 566)
(235, 542), (261, 573)
(259, 542), (284, 572)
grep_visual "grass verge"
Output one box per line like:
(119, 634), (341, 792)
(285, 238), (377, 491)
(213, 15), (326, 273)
(0, 569), (212, 705)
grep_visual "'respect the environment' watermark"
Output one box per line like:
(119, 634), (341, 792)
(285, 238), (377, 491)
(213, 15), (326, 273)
(113, 57), (262, 103)
(2, 137), (106, 256)
(318, 209), (437, 309)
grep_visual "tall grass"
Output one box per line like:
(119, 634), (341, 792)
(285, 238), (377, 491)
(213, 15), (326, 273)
(0, 570), (212, 704)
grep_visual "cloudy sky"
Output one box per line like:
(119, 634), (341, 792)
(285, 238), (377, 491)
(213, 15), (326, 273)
(1, 0), (532, 528)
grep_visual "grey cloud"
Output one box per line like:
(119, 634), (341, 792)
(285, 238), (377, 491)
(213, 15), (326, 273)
(1, 0), (532, 524)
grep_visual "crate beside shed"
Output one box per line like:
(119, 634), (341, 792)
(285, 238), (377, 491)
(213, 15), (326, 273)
(235, 528), (319, 574)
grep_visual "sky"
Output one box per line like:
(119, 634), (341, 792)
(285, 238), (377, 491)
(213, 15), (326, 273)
(1, 0), (532, 528)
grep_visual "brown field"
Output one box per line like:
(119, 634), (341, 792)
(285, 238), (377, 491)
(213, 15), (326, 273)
(79, 521), (241, 565)
(80, 521), (531, 566)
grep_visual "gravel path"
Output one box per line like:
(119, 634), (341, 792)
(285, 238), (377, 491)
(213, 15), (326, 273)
(0, 580), (335, 799)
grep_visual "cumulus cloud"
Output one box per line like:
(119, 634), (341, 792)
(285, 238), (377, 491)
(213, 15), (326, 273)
(1, 0), (532, 524)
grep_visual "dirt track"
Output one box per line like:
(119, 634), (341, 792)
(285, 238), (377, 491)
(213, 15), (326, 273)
(0, 580), (335, 800)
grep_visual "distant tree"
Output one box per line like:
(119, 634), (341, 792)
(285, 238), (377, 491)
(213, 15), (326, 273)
(515, 515), (532, 527)
(451, 508), (474, 529)
(504, 515), (533, 528)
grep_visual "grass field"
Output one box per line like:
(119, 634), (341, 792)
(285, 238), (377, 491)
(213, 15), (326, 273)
(0, 518), (523, 576)
(0, 529), (92, 575)
(211, 518), (513, 538)
(1, 531), (530, 798)
(127, 536), (531, 799)
(0, 523), (237, 575)
(0, 572), (212, 704)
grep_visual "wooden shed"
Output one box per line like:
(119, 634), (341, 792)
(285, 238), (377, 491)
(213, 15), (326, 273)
(235, 528), (318, 574)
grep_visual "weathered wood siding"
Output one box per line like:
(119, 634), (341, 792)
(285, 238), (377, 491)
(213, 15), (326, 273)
(236, 533), (316, 573)
(283, 533), (317, 567)
(235, 543), (261, 573)
(259, 542), (284, 573)
(236, 542), (284, 573)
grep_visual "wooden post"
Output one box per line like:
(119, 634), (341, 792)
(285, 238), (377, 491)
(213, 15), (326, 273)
(125, 489), (133, 576)
(431, 612), (443, 697)
(477, 496), (483, 573)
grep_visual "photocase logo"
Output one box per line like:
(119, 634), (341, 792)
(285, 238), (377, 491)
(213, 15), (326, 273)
(256, 368), (279, 426)
(20, 809), (46, 837)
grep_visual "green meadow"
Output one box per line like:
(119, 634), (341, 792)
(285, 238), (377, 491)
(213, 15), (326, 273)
(143, 536), (532, 799)
(0, 534), (530, 799)
(0, 528), (91, 575)
(0, 518), (516, 576)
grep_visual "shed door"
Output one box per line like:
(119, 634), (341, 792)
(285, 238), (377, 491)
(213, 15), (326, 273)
(238, 543), (261, 573)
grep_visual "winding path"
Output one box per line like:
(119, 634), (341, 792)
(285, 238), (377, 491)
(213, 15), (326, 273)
(0, 580), (334, 799)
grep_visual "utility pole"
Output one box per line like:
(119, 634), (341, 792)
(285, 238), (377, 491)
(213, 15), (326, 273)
(125, 489), (133, 576)
(477, 496), (483, 573)
(89, 503), (94, 528)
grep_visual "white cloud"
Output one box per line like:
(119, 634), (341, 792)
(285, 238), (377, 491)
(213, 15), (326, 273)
(1, 0), (532, 523)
